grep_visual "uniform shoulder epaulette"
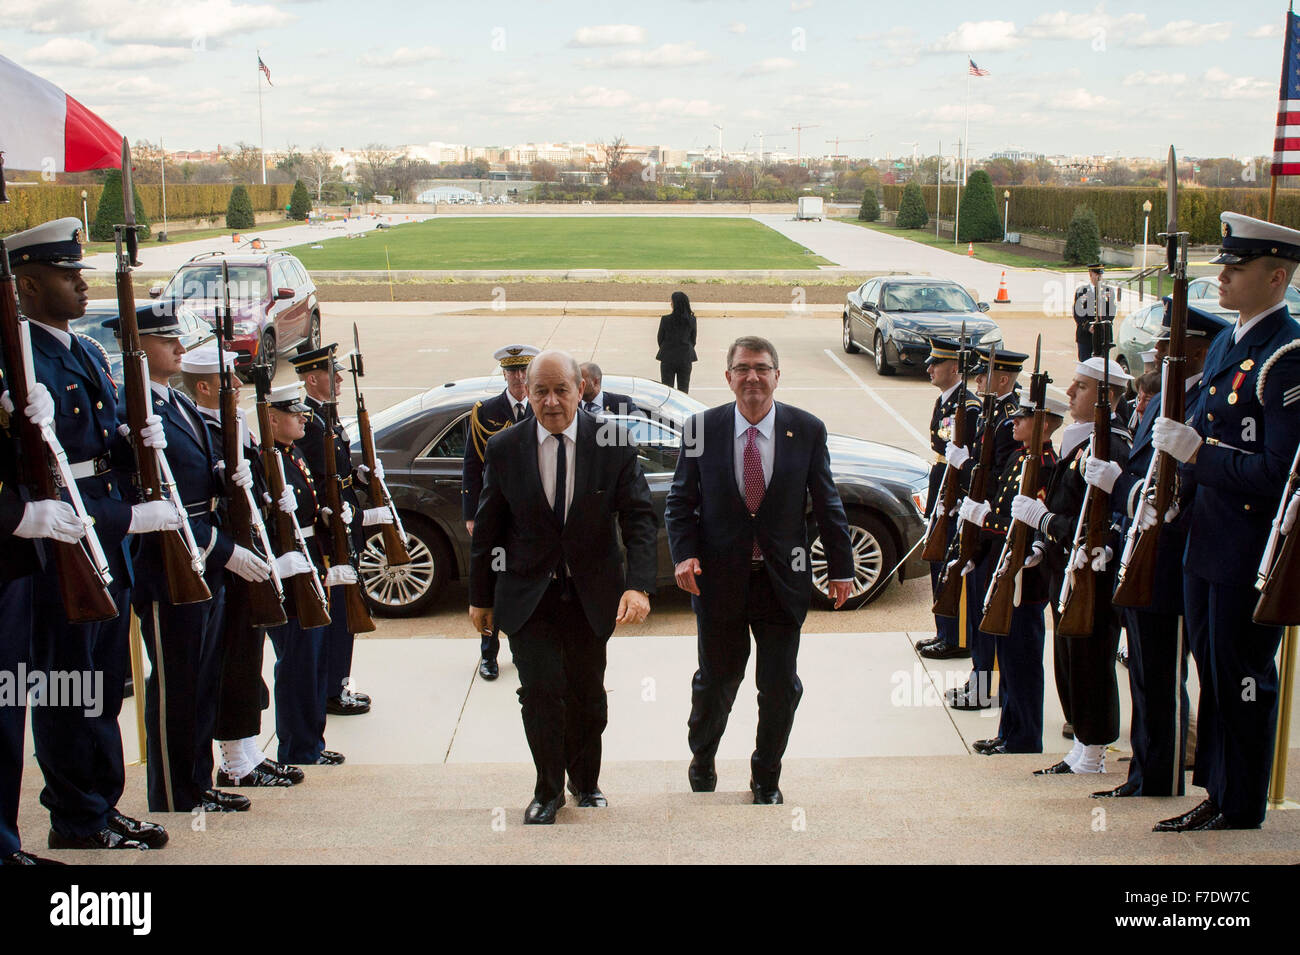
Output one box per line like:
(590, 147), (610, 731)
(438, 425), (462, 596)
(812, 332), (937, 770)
(469, 398), (512, 459)
(1256, 337), (1300, 403)
(75, 332), (117, 395)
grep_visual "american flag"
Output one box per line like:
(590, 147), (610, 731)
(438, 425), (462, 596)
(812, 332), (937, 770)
(1273, 10), (1300, 176)
(968, 58), (989, 77)
(258, 54), (272, 86)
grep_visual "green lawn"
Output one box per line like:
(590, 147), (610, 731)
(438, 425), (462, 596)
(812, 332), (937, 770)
(284, 217), (832, 270)
(836, 218), (1070, 271)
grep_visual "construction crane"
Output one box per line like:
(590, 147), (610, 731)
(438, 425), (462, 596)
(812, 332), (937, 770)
(825, 137), (869, 160)
(712, 123), (724, 166)
(791, 123), (821, 165)
(900, 141), (921, 167)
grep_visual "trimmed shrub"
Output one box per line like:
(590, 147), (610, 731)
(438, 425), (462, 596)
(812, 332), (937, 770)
(226, 185), (255, 229)
(957, 170), (1003, 242)
(858, 187), (880, 221)
(289, 180), (312, 220)
(896, 181), (929, 229)
(1064, 205), (1102, 265)
(90, 170), (150, 242)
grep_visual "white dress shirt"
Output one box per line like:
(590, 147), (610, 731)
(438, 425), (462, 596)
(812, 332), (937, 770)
(1233, 305), (1279, 344)
(508, 393), (529, 423)
(536, 414), (578, 520)
(733, 403), (776, 498)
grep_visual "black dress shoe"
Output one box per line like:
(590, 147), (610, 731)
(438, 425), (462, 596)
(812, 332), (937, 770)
(217, 766), (295, 788)
(750, 779), (783, 805)
(326, 695), (370, 716)
(523, 793), (565, 824)
(345, 688), (372, 705)
(201, 789), (252, 813)
(48, 827), (149, 850)
(314, 750), (346, 766)
(3, 850), (65, 865)
(914, 635), (942, 650)
(565, 780), (608, 806)
(106, 810), (169, 848)
(478, 658), (499, 681)
(1153, 799), (1220, 833)
(972, 737), (1004, 754)
(1033, 760), (1076, 775)
(920, 642), (971, 660)
(950, 688), (993, 711)
(944, 684), (970, 707)
(688, 756), (717, 792)
(1191, 812), (1258, 831)
(257, 759), (305, 784)
(1091, 779), (1141, 798)
(1062, 722), (1074, 740)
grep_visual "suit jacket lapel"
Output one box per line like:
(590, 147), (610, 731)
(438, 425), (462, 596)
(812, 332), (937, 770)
(519, 416), (558, 530)
(721, 403), (749, 512)
(31, 325), (99, 389)
(758, 403), (790, 515)
(573, 412), (595, 503)
(1209, 305), (1287, 381)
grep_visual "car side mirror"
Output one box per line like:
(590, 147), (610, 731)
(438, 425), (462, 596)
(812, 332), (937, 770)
(148, 284), (163, 298)
(977, 301), (990, 313)
(275, 287), (295, 300)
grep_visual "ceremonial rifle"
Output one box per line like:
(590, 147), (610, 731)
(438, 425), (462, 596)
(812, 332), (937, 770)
(321, 351), (376, 633)
(349, 323), (410, 566)
(1255, 443), (1300, 625)
(1115, 145), (1189, 608)
(115, 139), (210, 604)
(1056, 308), (1115, 636)
(932, 344), (1000, 617)
(920, 322), (970, 562)
(218, 261), (285, 626)
(980, 336), (1048, 636)
(252, 362), (331, 628)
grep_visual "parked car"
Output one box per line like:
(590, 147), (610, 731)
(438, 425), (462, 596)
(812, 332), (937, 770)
(148, 250), (321, 377)
(842, 276), (1002, 376)
(1112, 298), (1167, 379)
(348, 376), (933, 617)
(1186, 276), (1300, 321)
(73, 301), (216, 389)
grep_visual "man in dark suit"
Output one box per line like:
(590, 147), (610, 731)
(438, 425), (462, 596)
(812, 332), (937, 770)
(1073, 266), (1115, 362)
(578, 362), (640, 419)
(665, 335), (854, 805)
(469, 350), (657, 825)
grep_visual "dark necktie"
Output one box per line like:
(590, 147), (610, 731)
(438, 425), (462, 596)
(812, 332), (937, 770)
(552, 433), (567, 525)
(168, 389), (200, 443)
(514, 402), (525, 423)
(743, 426), (765, 559)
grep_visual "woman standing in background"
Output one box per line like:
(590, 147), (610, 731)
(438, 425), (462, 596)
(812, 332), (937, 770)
(656, 291), (698, 393)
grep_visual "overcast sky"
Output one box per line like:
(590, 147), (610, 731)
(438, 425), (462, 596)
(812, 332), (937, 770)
(0, 0), (1288, 161)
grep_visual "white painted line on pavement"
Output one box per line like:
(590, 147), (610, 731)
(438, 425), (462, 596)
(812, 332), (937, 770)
(823, 349), (931, 454)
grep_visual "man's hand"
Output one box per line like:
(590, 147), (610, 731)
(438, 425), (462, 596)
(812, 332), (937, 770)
(277, 485), (296, 514)
(228, 459), (253, 491)
(225, 545), (271, 583)
(324, 564), (357, 588)
(1023, 540), (1046, 568)
(958, 497), (991, 528)
(1152, 416), (1202, 464)
(828, 579), (853, 610)
(1, 382), (54, 428)
(1083, 457), (1122, 494)
(615, 589), (650, 625)
(119, 414), (167, 450)
(362, 506), (394, 526)
(945, 441), (970, 469)
(128, 500), (183, 535)
(465, 520), (475, 536)
(14, 500), (86, 543)
(274, 550), (313, 578)
(469, 605), (493, 634)
(1011, 494), (1049, 530)
(674, 557), (702, 595)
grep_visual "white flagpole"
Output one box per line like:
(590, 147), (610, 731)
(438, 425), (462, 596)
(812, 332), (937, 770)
(963, 55), (971, 186)
(257, 49), (267, 185)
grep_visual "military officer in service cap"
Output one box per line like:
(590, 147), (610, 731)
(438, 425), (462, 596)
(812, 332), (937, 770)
(463, 343), (538, 680)
(1149, 212), (1300, 831)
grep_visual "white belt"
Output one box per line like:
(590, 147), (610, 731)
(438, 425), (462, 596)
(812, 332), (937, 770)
(298, 526), (314, 538)
(68, 456), (111, 480)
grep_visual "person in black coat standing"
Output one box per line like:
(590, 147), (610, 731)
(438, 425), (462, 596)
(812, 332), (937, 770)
(656, 291), (698, 393)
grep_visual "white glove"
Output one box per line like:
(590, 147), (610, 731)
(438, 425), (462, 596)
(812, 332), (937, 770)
(1023, 540), (1046, 568)
(362, 506), (394, 527)
(278, 485), (297, 514)
(342, 501), (354, 526)
(945, 442), (970, 469)
(1152, 416), (1202, 463)
(356, 460), (385, 482)
(1011, 494), (1049, 530)
(958, 498), (991, 528)
(228, 460), (253, 490)
(274, 550), (314, 578)
(325, 564), (358, 587)
(128, 500), (183, 534)
(225, 544), (271, 583)
(14, 499), (86, 543)
(119, 414), (167, 450)
(1, 383), (55, 428)
(1283, 492), (1300, 535)
(1084, 458), (1122, 494)
(932, 499), (946, 519)
(373, 459), (384, 482)
(957, 558), (975, 577)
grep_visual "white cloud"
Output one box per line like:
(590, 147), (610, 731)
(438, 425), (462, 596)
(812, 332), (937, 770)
(1, 0), (294, 44)
(358, 46), (445, 67)
(631, 98), (717, 118)
(96, 44), (195, 68)
(1202, 67), (1272, 100)
(23, 37), (97, 64)
(791, 0), (814, 10)
(566, 86), (634, 109)
(1248, 24), (1280, 39)
(857, 26), (920, 65)
(1057, 89), (1113, 110)
(741, 57), (797, 76)
(1127, 20), (1231, 48)
(728, 22), (746, 35)
(930, 20), (1021, 53)
(592, 42), (712, 68)
(569, 25), (647, 47)
(922, 103), (996, 123)
(1022, 6), (1146, 40)
(1122, 70), (1189, 86)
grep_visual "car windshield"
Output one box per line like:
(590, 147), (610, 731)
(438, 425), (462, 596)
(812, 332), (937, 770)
(646, 389), (707, 429)
(164, 265), (267, 304)
(882, 284), (976, 313)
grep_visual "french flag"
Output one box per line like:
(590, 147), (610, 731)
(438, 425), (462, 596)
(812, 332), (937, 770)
(0, 53), (121, 172)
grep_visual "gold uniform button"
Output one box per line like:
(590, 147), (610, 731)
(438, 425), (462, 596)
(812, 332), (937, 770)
(73, 406), (80, 414)
(102, 429), (108, 437)
(1245, 504), (1251, 511)
(96, 401), (103, 410)
(1209, 386), (1216, 395)
(1207, 413), (1214, 421)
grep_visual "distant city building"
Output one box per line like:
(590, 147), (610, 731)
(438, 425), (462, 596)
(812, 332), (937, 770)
(989, 149), (1045, 163)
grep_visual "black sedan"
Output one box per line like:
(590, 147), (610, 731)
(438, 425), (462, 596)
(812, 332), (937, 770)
(349, 376), (933, 617)
(842, 276), (1002, 375)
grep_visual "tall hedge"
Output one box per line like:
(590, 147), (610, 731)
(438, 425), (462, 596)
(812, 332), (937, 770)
(226, 185), (255, 229)
(858, 187), (880, 221)
(1064, 205), (1102, 265)
(0, 183), (294, 233)
(289, 180), (312, 220)
(957, 170), (1002, 242)
(90, 170), (150, 242)
(896, 181), (929, 229)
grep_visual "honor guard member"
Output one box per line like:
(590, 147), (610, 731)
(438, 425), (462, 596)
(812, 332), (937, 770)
(971, 394), (1065, 755)
(180, 346), (302, 788)
(1073, 266), (1116, 362)
(463, 343), (538, 680)
(9, 218), (177, 850)
(944, 345), (1025, 710)
(916, 338), (981, 660)
(263, 383), (346, 766)
(1011, 356), (1131, 774)
(106, 303), (271, 814)
(294, 343), (392, 715)
(0, 372), (66, 864)
(1149, 213), (1300, 831)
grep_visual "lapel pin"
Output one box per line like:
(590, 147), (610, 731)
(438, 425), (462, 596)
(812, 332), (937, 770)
(786, 430), (793, 437)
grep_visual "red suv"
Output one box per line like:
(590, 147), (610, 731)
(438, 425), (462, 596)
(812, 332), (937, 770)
(150, 250), (321, 376)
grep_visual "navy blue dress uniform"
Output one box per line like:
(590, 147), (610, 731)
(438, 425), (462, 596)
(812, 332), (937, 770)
(264, 384), (337, 765)
(293, 344), (369, 712)
(1072, 267), (1115, 362)
(1164, 213), (1300, 829)
(1106, 303), (1229, 798)
(462, 344), (537, 675)
(918, 338), (981, 657)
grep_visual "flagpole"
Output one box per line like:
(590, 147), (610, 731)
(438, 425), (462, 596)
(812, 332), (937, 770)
(963, 55), (971, 187)
(257, 49), (266, 185)
(936, 138), (942, 239)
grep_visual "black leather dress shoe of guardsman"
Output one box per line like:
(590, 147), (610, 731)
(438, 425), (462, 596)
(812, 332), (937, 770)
(314, 750), (346, 765)
(326, 694), (370, 716)
(217, 765), (296, 788)
(1091, 779), (1140, 799)
(48, 827), (148, 850)
(3, 850), (65, 865)
(258, 759), (306, 784)
(107, 809), (169, 848)
(1153, 798), (1219, 833)
(1192, 812), (1258, 831)
(1033, 760), (1076, 775)
(524, 793), (565, 825)
(750, 779), (783, 805)
(914, 634), (942, 650)
(345, 688), (371, 706)
(478, 658), (499, 681)
(972, 737), (1004, 755)
(688, 756), (717, 792)
(920, 642), (971, 660)
(201, 789), (252, 813)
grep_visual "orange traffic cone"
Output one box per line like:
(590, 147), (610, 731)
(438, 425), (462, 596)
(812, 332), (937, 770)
(995, 271), (1011, 304)
(966, 242), (974, 257)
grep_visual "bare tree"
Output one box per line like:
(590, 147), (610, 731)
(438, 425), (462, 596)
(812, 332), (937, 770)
(358, 143), (401, 195)
(225, 142), (264, 184)
(300, 144), (337, 200)
(530, 160), (558, 182)
(599, 136), (628, 182)
(389, 157), (434, 200)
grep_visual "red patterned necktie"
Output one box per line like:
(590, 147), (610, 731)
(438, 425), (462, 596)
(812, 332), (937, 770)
(744, 425), (765, 558)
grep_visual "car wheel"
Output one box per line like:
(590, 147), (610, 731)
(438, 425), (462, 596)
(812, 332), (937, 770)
(842, 314), (860, 354)
(307, 310), (321, 350)
(259, 331), (277, 375)
(873, 332), (895, 376)
(358, 514), (451, 617)
(810, 509), (897, 610)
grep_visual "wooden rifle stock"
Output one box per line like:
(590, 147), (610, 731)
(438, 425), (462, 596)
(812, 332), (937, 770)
(357, 404), (410, 567)
(1255, 447), (1300, 625)
(921, 384), (967, 563)
(321, 399), (375, 633)
(932, 388), (997, 617)
(981, 415), (1045, 636)
(1057, 395), (1113, 637)
(0, 241), (117, 622)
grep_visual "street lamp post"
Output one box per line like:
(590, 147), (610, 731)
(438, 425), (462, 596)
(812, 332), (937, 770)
(80, 190), (89, 239)
(1003, 189), (1010, 239)
(1142, 198), (1153, 300)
